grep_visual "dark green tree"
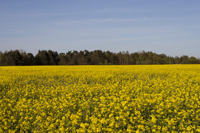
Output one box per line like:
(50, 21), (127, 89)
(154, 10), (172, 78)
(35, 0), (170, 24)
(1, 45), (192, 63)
(189, 56), (198, 64)
(35, 50), (50, 65)
(110, 53), (118, 65)
(0, 51), (4, 66)
(174, 56), (181, 64)
(57, 53), (68, 65)
(180, 55), (189, 64)
(48, 50), (58, 65)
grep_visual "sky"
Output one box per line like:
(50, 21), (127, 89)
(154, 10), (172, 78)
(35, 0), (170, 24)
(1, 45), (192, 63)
(0, 0), (200, 58)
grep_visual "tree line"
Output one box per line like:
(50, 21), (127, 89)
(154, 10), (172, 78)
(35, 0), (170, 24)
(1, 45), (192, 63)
(0, 49), (199, 66)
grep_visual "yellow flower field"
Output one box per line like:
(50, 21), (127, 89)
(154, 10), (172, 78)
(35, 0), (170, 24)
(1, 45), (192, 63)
(0, 65), (200, 132)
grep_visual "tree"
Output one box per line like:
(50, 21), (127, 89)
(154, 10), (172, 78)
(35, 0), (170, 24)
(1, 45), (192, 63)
(57, 53), (68, 65)
(117, 52), (123, 65)
(152, 54), (158, 64)
(131, 52), (139, 65)
(27, 53), (35, 65)
(84, 50), (91, 65)
(174, 56), (181, 64)
(146, 51), (154, 64)
(91, 50), (104, 65)
(48, 50), (58, 65)
(1, 49), (199, 65)
(105, 51), (112, 63)
(168, 56), (175, 64)
(0, 51), (4, 66)
(189, 56), (198, 64)
(35, 50), (49, 65)
(66, 51), (75, 65)
(77, 51), (87, 65)
(72, 50), (78, 65)
(140, 51), (146, 60)
(20, 51), (28, 65)
(2, 50), (23, 65)
(124, 51), (130, 65)
(180, 55), (189, 64)
(110, 53), (118, 65)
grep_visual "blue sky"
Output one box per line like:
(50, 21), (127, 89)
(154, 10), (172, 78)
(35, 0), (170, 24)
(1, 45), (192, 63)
(0, 0), (200, 57)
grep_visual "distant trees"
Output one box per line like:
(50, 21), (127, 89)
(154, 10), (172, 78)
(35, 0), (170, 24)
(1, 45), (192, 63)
(180, 55), (189, 64)
(189, 56), (199, 64)
(0, 51), (4, 66)
(0, 50), (22, 65)
(0, 49), (200, 66)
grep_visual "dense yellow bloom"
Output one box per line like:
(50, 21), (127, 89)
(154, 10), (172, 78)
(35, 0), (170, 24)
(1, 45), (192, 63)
(0, 65), (200, 132)
(151, 115), (157, 123)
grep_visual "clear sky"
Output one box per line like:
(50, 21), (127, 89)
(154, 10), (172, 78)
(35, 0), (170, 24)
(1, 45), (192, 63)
(0, 0), (200, 57)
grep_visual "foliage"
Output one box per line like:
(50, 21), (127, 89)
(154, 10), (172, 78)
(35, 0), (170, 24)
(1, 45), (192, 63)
(0, 50), (200, 65)
(1, 65), (200, 132)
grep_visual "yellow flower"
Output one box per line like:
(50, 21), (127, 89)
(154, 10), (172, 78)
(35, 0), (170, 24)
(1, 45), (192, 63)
(151, 115), (157, 123)
(1, 65), (200, 132)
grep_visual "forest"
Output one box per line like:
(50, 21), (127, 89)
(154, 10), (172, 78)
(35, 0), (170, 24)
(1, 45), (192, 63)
(0, 49), (200, 66)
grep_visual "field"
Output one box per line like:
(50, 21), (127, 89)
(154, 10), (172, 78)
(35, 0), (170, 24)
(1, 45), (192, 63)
(0, 65), (200, 132)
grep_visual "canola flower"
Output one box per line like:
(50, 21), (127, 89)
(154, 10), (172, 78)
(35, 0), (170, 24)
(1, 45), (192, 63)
(0, 65), (200, 132)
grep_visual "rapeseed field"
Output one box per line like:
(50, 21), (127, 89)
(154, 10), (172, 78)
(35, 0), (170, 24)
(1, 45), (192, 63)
(0, 65), (200, 132)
